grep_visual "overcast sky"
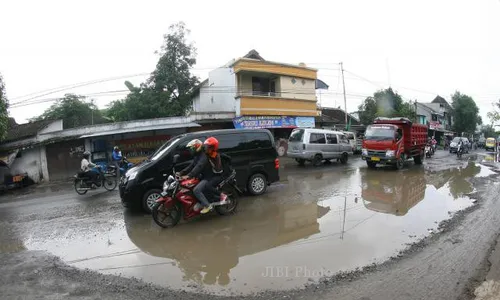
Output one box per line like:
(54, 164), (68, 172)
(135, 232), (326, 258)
(1, 0), (498, 124)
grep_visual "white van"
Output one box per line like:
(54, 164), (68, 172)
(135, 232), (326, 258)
(287, 128), (353, 166)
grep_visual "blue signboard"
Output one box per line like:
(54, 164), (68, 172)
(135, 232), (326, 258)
(233, 116), (315, 129)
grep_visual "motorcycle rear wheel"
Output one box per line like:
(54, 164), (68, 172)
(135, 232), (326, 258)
(74, 179), (88, 195)
(103, 176), (117, 191)
(152, 202), (182, 228)
(215, 196), (238, 215)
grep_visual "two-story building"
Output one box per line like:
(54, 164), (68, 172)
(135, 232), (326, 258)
(416, 96), (455, 144)
(191, 50), (319, 142)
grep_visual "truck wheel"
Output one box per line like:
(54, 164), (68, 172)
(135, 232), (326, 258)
(395, 158), (404, 170)
(366, 161), (377, 169)
(312, 154), (323, 167)
(414, 153), (423, 165)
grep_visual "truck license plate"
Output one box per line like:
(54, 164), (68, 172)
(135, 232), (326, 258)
(371, 157), (380, 162)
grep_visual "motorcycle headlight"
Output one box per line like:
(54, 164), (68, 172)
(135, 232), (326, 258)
(386, 150), (395, 157)
(362, 148), (368, 156)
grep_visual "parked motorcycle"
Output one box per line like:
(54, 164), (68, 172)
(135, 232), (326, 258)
(74, 165), (118, 195)
(152, 154), (241, 228)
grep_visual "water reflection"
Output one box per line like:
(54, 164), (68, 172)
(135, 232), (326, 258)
(124, 202), (330, 286)
(426, 161), (481, 198)
(360, 167), (426, 216)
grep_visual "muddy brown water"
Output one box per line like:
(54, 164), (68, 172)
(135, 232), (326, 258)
(22, 160), (494, 295)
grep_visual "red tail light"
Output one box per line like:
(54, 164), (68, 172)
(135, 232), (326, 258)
(275, 158), (280, 169)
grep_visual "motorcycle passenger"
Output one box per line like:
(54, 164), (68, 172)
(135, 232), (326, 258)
(203, 137), (228, 204)
(81, 151), (99, 186)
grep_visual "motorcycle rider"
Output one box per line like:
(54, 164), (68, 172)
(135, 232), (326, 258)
(81, 151), (99, 186)
(457, 138), (464, 155)
(177, 138), (227, 214)
(431, 136), (437, 153)
(112, 146), (123, 175)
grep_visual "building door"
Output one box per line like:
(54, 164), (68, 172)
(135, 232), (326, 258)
(46, 140), (85, 181)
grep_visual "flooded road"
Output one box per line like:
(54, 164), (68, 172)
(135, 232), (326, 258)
(7, 156), (491, 296)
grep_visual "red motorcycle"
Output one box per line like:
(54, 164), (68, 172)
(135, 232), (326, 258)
(152, 154), (241, 228)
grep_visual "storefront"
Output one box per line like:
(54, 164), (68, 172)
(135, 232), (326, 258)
(114, 135), (171, 164)
(232, 115), (315, 156)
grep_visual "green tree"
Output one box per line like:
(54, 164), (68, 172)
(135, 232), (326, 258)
(0, 73), (9, 140)
(357, 88), (415, 125)
(107, 22), (199, 121)
(32, 94), (109, 128)
(451, 91), (481, 135)
(481, 124), (496, 138)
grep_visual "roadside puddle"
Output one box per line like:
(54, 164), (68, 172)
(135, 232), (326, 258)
(23, 161), (489, 295)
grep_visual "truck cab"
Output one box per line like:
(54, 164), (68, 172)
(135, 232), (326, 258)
(361, 117), (427, 170)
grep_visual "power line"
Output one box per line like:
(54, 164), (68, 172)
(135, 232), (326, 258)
(9, 87), (371, 109)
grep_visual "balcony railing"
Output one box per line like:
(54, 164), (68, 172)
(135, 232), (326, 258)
(237, 91), (282, 98)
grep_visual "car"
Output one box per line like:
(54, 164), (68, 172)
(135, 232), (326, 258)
(119, 129), (280, 213)
(287, 128), (353, 166)
(485, 137), (496, 152)
(449, 137), (470, 153)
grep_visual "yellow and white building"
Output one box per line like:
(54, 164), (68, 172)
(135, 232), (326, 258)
(191, 50), (319, 132)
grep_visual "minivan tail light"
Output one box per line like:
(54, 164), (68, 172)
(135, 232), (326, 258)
(275, 158), (280, 169)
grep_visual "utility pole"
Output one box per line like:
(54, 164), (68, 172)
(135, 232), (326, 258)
(91, 99), (94, 125)
(414, 100), (418, 123)
(340, 62), (348, 127)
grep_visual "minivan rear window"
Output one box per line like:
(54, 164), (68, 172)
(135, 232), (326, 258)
(245, 132), (272, 149)
(214, 134), (246, 152)
(289, 129), (304, 142)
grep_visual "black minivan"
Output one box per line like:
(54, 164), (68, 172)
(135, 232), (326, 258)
(119, 129), (280, 213)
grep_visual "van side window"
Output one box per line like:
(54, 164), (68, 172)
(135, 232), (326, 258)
(310, 133), (326, 144)
(339, 134), (349, 144)
(244, 132), (272, 149)
(326, 134), (338, 144)
(214, 134), (245, 152)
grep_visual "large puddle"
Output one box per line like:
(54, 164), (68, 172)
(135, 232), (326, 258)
(23, 161), (488, 295)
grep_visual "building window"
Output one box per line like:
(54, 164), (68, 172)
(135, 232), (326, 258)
(251, 76), (276, 96)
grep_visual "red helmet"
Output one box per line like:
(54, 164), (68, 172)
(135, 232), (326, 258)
(204, 137), (219, 152)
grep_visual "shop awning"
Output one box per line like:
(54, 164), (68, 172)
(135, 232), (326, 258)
(80, 122), (201, 139)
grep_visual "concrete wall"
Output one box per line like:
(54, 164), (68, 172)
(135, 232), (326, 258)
(279, 76), (316, 101)
(11, 147), (43, 183)
(193, 68), (237, 114)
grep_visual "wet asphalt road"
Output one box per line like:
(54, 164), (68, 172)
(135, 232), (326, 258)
(1, 150), (500, 299)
